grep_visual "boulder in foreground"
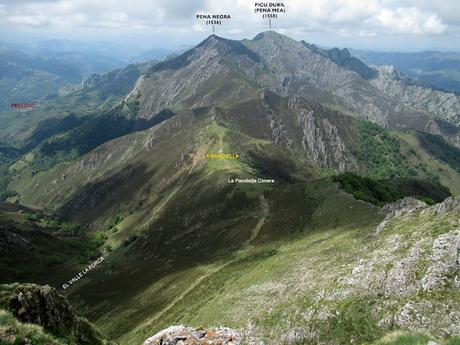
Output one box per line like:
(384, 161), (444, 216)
(143, 325), (241, 345)
(3, 283), (105, 345)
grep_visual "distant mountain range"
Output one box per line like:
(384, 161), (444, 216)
(352, 49), (460, 94)
(0, 39), (180, 110)
(0, 38), (178, 63)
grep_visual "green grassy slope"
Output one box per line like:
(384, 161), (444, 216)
(417, 132), (460, 172)
(2, 33), (460, 345)
(0, 308), (66, 345)
(0, 203), (104, 287)
(2, 104), (459, 345)
(371, 332), (460, 345)
(38, 110), (446, 344)
(64, 143), (383, 344)
(95, 190), (459, 345)
(334, 172), (450, 206)
(396, 131), (460, 195)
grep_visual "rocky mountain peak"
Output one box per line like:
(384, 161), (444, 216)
(252, 30), (299, 48)
(328, 47), (352, 60)
(376, 64), (409, 81)
(152, 34), (261, 73)
(198, 34), (259, 60)
(254, 30), (288, 40)
(196, 33), (227, 48)
(300, 41), (377, 80)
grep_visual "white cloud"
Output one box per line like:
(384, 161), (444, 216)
(388, 0), (460, 26)
(374, 7), (446, 34)
(359, 30), (376, 37)
(8, 15), (49, 27)
(0, 0), (457, 50)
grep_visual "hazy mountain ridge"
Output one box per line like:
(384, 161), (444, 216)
(352, 49), (460, 94)
(0, 49), (79, 109)
(301, 41), (378, 80)
(0, 48), (130, 110)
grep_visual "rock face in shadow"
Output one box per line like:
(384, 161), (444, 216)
(7, 284), (104, 345)
(301, 41), (377, 80)
(143, 326), (241, 345)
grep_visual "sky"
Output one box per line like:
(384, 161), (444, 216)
(1, 0), (460, 52)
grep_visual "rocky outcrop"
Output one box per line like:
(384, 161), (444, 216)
(6, 284), (104, 345)
(288, 196), (460, 344)
(261, 96), (294, 150)
(333, 197), (460, 336)
(0, 230), (30, 250)
(433, 196), (460, 214)
(371, 65), (460, 127)
(143, 326), (241, 345)
(382, 196), (427, 213)
(377, 197), (427, 233)
(327, 47), (377, 80)
(296, 109), (357, 171)
(80, 63), (146, 94)
(421, 230), (460, 292)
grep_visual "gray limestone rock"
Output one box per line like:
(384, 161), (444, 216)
(7, 284), (104, 345)
(371, 65), (460, 127)
(143, 326), (242, 345)
(422, 230), (460, 292)
(377, 197), (427, 233)
(433, 197), (460, 214)
(296, 109), (357, 171)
